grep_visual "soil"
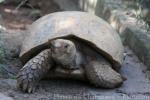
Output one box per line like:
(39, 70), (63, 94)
(0, 0), (61, 30)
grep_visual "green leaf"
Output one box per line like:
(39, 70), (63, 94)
(0, 0), (4, 3)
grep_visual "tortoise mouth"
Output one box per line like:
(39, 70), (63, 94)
(20, 35), (121, 69)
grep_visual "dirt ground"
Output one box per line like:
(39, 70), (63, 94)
(0, 1), (150, 100)
(0, 45), (150, 100)
(0, 0), (61, 30)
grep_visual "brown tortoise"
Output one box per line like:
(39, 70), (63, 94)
(17, 11), (124, 93)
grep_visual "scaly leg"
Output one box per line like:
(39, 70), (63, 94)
(17, 49), (53, 93)
(85, 57), (123, 88)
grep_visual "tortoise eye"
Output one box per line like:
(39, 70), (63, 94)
(64, 44), (69, 48)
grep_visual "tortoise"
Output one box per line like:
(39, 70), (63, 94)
(17, 11), (124, 93)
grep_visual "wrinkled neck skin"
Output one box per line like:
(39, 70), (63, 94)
(54, 48), (83, 70)
(48, 47), (85, 80)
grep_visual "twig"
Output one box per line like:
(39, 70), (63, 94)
(26, 3), (35, 9)
(15, 0), (28, 11)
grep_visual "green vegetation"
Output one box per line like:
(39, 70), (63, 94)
(0, 0), (4, 3)
(0, 31), (5, 63)
(0, 46), (5, 62)
(136, 0), (150, 32)
(0, 64), (16, 79)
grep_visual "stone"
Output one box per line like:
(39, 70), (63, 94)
(0, 93), (14, 100)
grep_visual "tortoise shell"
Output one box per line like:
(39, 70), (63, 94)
(20, 11), (124, 69)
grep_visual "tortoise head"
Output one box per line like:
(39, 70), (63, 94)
(50, 39), (77, 69)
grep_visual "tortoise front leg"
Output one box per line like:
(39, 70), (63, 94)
(85, 58), (123, 88)
(17, 49), (53, 93)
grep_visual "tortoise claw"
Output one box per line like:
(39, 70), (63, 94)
(17, 67), (38, 93)
(17, 49), (52, 93)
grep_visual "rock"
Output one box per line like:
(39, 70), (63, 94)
(0, 79), (17, 89)
(0, 93), (14, 100)
(0, 64), (17, 78)
(0, 14), (6, 32)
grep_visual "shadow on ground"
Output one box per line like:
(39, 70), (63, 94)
(0, 43), (150, 100)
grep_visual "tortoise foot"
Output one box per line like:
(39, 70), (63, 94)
(17, 49), (52, 93)
(85, 60), (123, 88)
(17, 65), (39, 93)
